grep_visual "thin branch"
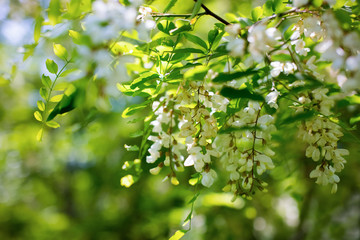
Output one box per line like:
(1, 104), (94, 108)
(194, 0), (230, 25)
(151, 12), (206, 18)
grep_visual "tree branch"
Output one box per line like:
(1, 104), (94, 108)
(194, 0), (230, 25)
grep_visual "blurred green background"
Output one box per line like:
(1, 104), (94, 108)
(0, 0), (359, 239)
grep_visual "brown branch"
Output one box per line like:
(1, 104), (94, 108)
(194, 0), (230, 25)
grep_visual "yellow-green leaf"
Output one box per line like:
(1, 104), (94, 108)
(169, 230), (186, 240)
(50, 94), (63, 102)
(46, 59), (58, 74)
(36, 128), (43, 142)
(53, 82), (70, 91)
(34, 111), (43, 122)
(53, 43), (68, 60)
(41, 75), (52, 89)
(34, 16), (44, 44)
(46, 120), (60, 128)
(37, 101), (45, 111)
(40, 87), (48, 99)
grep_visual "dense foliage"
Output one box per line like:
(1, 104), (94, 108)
(1, 0), (360, 239)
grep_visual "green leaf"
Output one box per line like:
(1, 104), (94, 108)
(157, 21), (176, 35)
(41, 75), (52, 89)
(169, 23), (192, 35)
(271, 54), (293, 62)
(46, 120), (60, 128)
(69, 30), (91, 45)
(36, 128), (43, 142)
(213, 69), (257, 83)
(130, 72), (159, 89)
(263, 0), (273, 16)
(46, 59), (58, 74)
(220, 87), (264, 101)
(312, 0), (323, 7)
(191, 0), (203, 20)
(169, 230), (187, 240)
(334, 9), (352, 30)
(53, 43), (68, 60)
(208, 27), (224, 50)
(34, 111), (43, 122)
(47, 84), (80, 121)
(184, 33), (208, 50)
(34, 16), (44, 44)
(59, 68), (78, 78)
(49, 0), (61, 25)
(50, 94), (63, 103)
(122, 101), (150, 118)
(37, 101), (45, 111)
(173, 48), (205, 54)
(208, 29), (219, 48)
(333, 0), (347, 9)
(124, 144), (139, 151)
(163, 0), (178, 13)
(350, 115), (360, 125)
(280, 111), (315, 125)
(184, 66), (208, 81)
(273, 0), (286, 13)
(40, 87), (48, 99)
(251, 6), (263, 21)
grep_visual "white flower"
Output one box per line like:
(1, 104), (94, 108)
(265, 90), (280, 109)
(270, 61), (297, 77)
(270, 61), (283, 77)
(227, 38), (246, 57)
(248, 25), (281, 62)
(293, 0), (309, 7)
(225, 24), (241, 38)
(201, 169), (217, 187)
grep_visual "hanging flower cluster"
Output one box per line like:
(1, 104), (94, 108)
(146, 81), (231, 187)
(296, 88), (349, 193)
(216, 101), (276, 198)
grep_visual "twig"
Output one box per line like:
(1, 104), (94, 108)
(151, 12), (206, 18)
(194, 0), (230, 25)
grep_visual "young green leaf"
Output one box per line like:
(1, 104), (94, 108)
(50, 94), (63, 103)
(46, 120), (60, 128)
(34, 16), (44, 44)
(169, 230), (187, 240)
(36, 128), (43, 142)
(220, 87), (264, 101)
(163, 0), (178, 13)
(191, 0), (203, 20)
(251, 6), (263, 21)
(34, 111), (43, 122)
(46, 59), (58, 74)
(39, 87), (48, 99)
(213, 69), (257, 83)
(53, 43), (68, 60)
(37, 101), (45, 111)
(41, 75), (52, 89)
(184, 33), (208, 50)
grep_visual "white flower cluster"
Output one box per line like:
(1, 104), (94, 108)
(83, 0), (155, 44)
(178, 82), (228, 187)
(297, 88), (349, 193)
(225, 23), (281, 62)
(145, 81), (229, 187)
(225, 24), (246, 58)
(316, 11), (360, 92)
(248, 24), (282, 62)
(146, 95), (185, 179)
(83, 0), (137, 44)
(270, 61), (297, 77)
(215, 101), (276, 196)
